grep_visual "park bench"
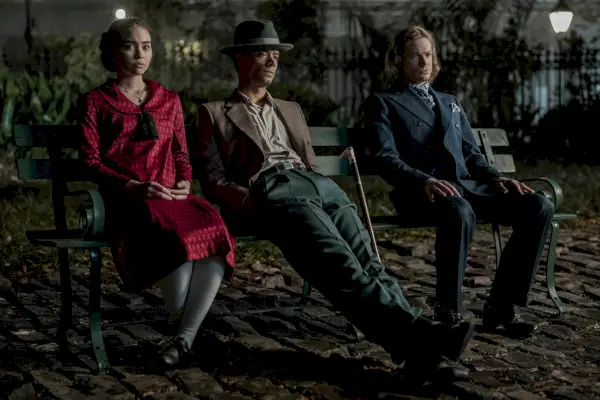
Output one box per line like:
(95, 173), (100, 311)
(14, 124), (576, 374)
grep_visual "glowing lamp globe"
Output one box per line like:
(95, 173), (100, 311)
(549, 0), (574, 33)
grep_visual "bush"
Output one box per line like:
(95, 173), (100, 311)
(1, 0), (341, 143)
(530, 100), (600, 165)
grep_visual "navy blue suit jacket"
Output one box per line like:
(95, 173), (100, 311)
(363, 84), (501, 197)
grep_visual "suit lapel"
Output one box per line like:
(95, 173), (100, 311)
(273, 99), (309, 158)
(431, 90), (452, 137)
(388, 87), (436, 128)
(224, 98), (263, 151)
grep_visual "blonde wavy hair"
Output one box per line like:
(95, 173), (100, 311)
(383, 25), (441, 87)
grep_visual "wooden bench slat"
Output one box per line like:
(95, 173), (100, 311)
(26, 229), (109, 248)
(17, 153), (350, 181)
(18, 159), (84, 181)
(14, 124), (352, 148)
(32, 237), (110, 248)
(472, 128), (509, 147)
(309, 127), (350, 147)
(489, 154), (516, 173)
(14, 124), (508, 149)
(13, 124), (517, 177)
(14, 125), (80, 148)
(316, 155), (350, 176)
(553, 213), (578, 221)
(371, 216), (516, 229)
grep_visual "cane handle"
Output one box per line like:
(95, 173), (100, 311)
(340, 146), (357, 164)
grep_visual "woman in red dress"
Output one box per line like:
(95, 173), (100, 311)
(78, 18), (236, 367)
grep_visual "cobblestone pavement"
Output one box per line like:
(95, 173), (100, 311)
(1, 226), (600, 400)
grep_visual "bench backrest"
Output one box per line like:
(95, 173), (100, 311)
(13, 125), (515, 183)
(312, 127), (515, 176)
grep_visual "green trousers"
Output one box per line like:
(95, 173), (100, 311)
(250, 169), (422, 344)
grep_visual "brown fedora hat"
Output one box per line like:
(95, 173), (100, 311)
(220, 20), (293, 55)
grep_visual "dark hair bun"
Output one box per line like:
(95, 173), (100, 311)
(99, 30), (120, 72)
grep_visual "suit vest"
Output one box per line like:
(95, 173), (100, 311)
(413, 95), (454, 181)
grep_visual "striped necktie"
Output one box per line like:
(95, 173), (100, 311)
(410, 83), (435, 109)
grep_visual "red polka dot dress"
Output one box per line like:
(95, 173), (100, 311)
(79, 79), (236, 291)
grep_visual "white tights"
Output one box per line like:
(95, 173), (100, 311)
(157, 256), (225, 348)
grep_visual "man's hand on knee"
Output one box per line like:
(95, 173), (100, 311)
(425, 179), (461, 202)
(493, 177), (534, 195)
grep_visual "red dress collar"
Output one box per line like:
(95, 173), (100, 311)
(96, 78), (169, 114)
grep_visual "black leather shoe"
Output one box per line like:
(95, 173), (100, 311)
(482, 303), (537, 338)
(159, 336), (190, 367)
(401, 319), (473, 385)
(396, 316), (474, 363)
(434, 306), (465, 324)
(403, 356), (470, 384)
(439, 319), (474, 362)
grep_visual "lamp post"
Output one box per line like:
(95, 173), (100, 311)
(24, 0), (32, 54)
(549, 0), (574, 107)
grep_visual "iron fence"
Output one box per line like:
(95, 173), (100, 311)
(3, 39), (600, 129)
(319, 44), (600, 126)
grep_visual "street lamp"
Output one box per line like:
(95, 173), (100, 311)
(115, 9), (126, 19)
(549, 0), (574, 107)
(549, 0), (574, 33)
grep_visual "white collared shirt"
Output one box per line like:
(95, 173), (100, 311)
(236, 90), (304, 178)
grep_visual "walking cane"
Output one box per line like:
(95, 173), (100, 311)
(340, 147), (381, 262)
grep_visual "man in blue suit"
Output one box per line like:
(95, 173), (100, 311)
(363, 25), (554, 338)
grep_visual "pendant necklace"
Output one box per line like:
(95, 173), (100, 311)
(120, 86), (146, 105)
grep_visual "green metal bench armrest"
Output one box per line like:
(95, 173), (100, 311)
(519, 177), (564, 211)
(67, 189), (106, 239)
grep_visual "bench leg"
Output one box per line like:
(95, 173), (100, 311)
(89, 248), (109, 374)
(57, 248), (72, 356)
(301, 280), (312, 302)
(546, 221), (566, 315)
(491, 222), (502, 269)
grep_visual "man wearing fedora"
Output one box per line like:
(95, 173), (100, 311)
(195, 20), (473, 382)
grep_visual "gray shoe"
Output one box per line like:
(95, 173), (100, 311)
(159, 336), (189, 367)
